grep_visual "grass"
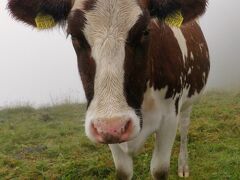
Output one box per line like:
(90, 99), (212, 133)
(0, 92), (240, 179)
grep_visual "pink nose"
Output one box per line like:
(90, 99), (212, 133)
(90, 117), (133, 144)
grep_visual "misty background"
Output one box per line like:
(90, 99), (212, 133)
(0, 0), (239, 107)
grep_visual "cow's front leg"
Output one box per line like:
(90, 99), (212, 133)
(178, 106), (192, 178)
(151, 114), (178, 180)
(109, 144), (133, 180)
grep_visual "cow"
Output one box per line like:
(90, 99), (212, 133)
(8, 0), (209, 179)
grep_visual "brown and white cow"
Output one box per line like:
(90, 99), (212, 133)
(8, 0), (209, 179)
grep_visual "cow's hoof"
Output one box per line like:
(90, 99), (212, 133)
(152, 171), (169, 180)
(116, 170), (132, 180)
(178, 165), (189, 178)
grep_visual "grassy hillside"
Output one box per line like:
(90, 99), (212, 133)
(0, 92), (240, 179)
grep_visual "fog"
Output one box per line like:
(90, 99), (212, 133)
(0, 0), (240, 107)
(201, 0), (240, 90)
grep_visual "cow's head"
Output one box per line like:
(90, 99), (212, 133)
(8, 0), (207, 144)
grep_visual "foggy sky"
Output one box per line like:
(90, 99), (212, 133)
(0, 0), (240, 107)
(201, 0), (240, 90)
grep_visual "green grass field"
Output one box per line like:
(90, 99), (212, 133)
(0, 92), (240, 180)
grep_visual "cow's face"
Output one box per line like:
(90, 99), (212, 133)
(68, 0), (150, 144)
(8, 0), (208, 144)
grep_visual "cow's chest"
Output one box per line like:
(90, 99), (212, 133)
(118, 86), (180, 154)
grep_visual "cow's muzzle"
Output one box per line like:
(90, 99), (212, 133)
(90, 117), (134, 144)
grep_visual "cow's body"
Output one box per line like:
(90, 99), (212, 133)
(108, 19), (209, 179)
(8, 0), (209, 179)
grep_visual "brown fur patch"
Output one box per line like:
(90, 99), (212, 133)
(124, 11), (150, 111)
(67, 10), (86, 37)
(71, 32), (96, 106)
(147, 20), (209, 98)
(175, 96), (180, 114)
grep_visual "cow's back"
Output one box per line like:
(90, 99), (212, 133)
(147, 20), (210, 100)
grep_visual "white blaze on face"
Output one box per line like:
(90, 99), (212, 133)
(72, 0), (142, 140)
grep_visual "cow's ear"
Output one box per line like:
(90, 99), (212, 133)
(8, 0), (73, 29)
(148, 0), (208, 26)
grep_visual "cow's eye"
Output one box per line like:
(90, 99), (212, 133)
(143, 29), (150, 36)
(71, 35), (78, 40)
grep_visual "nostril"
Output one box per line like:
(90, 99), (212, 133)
(121, 120), (132, 140)
(91, 123), (97, 134)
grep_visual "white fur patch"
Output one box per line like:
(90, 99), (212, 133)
(152, 18), (161, 30)
(171, 27), (188, 63)
(190, 52), (194, 60)
(196, 19), (200, 26)
(85, 0), (141, 114)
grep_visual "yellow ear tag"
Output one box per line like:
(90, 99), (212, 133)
(35, 13), (56, 29)
(165, 10), (184, 28)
